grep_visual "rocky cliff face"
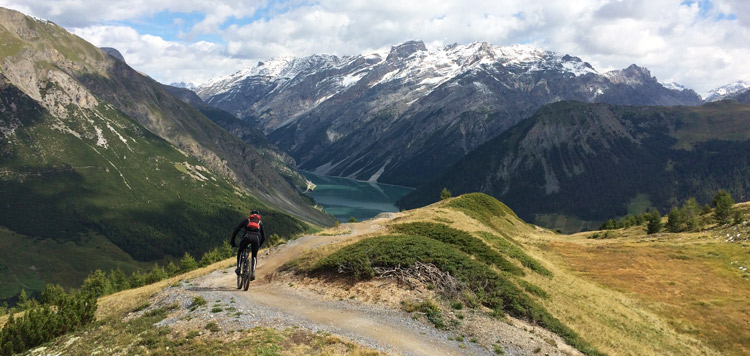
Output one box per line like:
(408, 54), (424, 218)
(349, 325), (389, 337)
(0, 7), (331, 226)
(162, 84), (311, 191)
(198, 40), (701, 187)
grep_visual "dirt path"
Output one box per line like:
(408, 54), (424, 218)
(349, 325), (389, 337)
(189, 217), (486, 355)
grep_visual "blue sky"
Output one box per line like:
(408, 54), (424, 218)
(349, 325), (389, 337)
(1, 0), (748, 96)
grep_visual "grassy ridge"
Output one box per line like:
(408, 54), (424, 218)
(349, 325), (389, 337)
(312, 234), (600, 355)
(447, 193), (518, 221)
(307, 194), (607, 354)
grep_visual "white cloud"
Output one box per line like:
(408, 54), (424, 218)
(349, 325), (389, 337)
(71, 25), (253, 85)
(2, 0), (749, 95)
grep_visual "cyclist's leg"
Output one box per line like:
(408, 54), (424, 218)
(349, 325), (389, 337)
(248, 234), (260, 280)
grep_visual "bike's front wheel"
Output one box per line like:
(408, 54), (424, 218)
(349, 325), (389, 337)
(242, 262), (251, 291)
(236, 258), (244, 289)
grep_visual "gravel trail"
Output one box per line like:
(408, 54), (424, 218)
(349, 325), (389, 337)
(140, 216), (577, 356)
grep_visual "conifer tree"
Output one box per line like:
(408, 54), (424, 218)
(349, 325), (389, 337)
(220, 240), (234, 259)
(666, 207), (683, 233)
(128, 271), (146, 288)
(179, 252), (198, 272)
(646, 210), (662, 234)
(682, 197), (701, 231)
(40, 284), (65, 306)
(165, 261), (180, 276)
(81, 270), (112, 298)
(16, 289), (29, 311)
(440, 188), (451, 200)
(602, 219), (617, 230)
(713, 190), (734, 225)
(145, 264), (167, 284)
(109, 268), (130, 291)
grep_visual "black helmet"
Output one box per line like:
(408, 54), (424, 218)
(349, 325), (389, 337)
(250, 209), (260, 215)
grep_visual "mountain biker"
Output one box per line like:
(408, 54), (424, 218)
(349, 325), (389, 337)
(230, 210), (266, 281)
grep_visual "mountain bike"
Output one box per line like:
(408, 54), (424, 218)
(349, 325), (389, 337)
(237, 248), (251, 291)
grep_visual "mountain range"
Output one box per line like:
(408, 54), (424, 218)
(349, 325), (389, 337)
(399, 100), (750, 230)
(196, 40), (702, 187)
(192, 40), (750, 231)
(0, 7), (331, 302)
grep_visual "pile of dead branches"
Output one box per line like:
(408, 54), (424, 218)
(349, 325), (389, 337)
(373, 262), (464, 298)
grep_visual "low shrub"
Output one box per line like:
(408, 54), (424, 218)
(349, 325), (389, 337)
(518, 280), (549, 299)
(0, 288), (96, 356)
(392, 222), (523, 276)
(402, 299), (446, 329)
(477, 231), (552, 277)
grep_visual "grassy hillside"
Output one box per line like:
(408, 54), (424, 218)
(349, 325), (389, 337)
(544, 209), (750, 355)
(290, 193), (746, 355)
(0, 76), (307, 302)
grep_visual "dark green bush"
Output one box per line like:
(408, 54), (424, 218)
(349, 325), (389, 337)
(518, 280), (549, 299)
(0, 287), (96, 356)
(477, 232), (552, 277)
(392, 222), (523, 276)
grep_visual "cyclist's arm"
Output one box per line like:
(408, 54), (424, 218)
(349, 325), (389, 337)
(230, 219), (246, 246)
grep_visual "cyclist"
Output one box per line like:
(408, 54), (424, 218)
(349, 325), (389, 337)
(230, 210), (266, 281)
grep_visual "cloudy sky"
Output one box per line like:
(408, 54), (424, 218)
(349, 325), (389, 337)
(1, 0), (748, 96)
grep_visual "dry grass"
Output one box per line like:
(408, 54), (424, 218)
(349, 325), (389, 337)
(317, 225), (352, 236)
(540, 230), (750, 356)
(530, 242), (719, 356)
(96, 258), (234, 320)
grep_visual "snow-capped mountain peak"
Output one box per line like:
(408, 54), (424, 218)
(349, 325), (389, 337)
(661, 81), (688, 91)
(169, 81), (196, 90)
(196, 40), (608, 103)
(705, 81), (750, 102)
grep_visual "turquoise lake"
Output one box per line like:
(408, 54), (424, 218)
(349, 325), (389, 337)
(301, 172), (414, 222)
